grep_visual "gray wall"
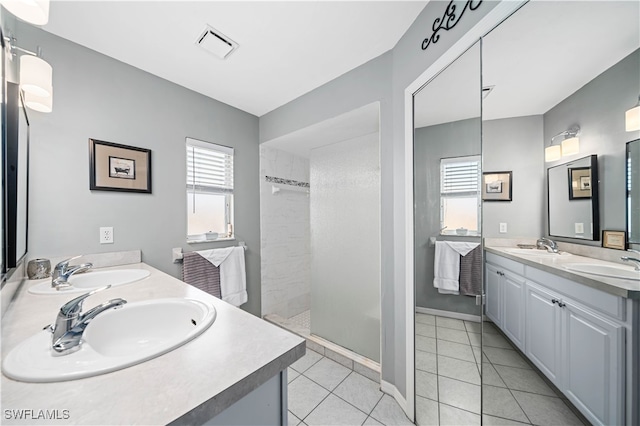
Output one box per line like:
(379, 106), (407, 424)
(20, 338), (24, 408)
(414, 119), (480, 314)
(15, 23), (262, 316)
(483, 115), (545, 238)
(260, 0), (499, 397)
(544, 49), (640, 245)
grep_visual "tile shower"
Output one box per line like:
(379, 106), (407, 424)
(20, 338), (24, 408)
(259, 146), (311, 319)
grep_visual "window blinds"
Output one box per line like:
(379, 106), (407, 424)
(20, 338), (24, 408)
(186, 138), (234, 194)
(441, 156), (481, 195)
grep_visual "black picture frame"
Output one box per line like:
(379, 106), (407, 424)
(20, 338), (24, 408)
(482, 171), (512, 201)
(568, 167), (592, 200)
(89, 139), (152, 193)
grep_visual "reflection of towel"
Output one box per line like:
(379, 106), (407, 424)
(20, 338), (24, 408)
(182, 252), (222, 299)
(460, 246), (482, 296)
(197, 247), (247, 307)
(433, 241), (480, 295)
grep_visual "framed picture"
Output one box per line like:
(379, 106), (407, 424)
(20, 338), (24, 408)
(602, 230), (626, 250)
(568, 167), (591, 199)
(89, 139), (152, 193)
(482, 171), (512, 201)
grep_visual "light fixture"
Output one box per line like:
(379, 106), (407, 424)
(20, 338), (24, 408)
(23, 87), (52, 113)
(4, 36), (54, 113)
(626, 96), (640, 132)
(20, 54), (52, 97)
(545, 126), (580, 162)
(0, 0), (50, 26)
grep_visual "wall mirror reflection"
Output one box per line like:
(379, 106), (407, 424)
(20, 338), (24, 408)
(413, 42), (482, 425)
(481, 1), (638, 426)
(548, 155), (599, 240)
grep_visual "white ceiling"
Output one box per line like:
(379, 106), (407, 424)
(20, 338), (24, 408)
(262, 101), (379, 158)
(415, 0), (640, 128)
(43, 1), (427, 117)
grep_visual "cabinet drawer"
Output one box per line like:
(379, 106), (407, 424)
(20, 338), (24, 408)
(485, 252), (525, 275)
(526, 266), (625, 322)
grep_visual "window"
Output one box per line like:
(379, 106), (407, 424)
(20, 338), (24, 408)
(186, 138), (234, 241)
(440, 156), (481, 235)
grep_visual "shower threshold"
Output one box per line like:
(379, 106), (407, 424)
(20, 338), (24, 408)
(263, 310), (380, 383)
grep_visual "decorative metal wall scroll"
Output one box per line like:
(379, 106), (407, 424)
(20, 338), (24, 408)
(421, 0), (483, 51)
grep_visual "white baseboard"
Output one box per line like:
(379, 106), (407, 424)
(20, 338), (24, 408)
(380, 380), (412, 421)
(416, 306), (481, 323)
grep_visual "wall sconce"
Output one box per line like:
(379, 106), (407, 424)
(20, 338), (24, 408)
(4, 36), (53, 113)
(626, 96), (640, 132)
(0, 0), (49, 25)
(545, 126), (580, 162)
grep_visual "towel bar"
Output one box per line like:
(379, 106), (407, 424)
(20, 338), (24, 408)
(172, 243), (247, 263)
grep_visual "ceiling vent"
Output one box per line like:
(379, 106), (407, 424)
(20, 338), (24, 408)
(196, 25), (238, 60)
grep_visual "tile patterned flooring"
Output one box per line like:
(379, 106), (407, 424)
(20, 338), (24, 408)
(414, 313), (586, 426)
(287, 312), (587, 425)
(288, 349), (411, 425)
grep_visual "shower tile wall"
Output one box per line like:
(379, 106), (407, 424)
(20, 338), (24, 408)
(260, 146), (311, 318)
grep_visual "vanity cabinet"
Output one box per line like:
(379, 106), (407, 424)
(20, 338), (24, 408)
(485, 257), (526, 350)
(485, 251), (629, 426)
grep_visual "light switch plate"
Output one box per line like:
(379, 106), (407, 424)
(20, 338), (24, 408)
(499, 223), (507, 233)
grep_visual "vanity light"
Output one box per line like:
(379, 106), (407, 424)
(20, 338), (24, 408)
(23, 88), (52, 113)
(19, 54), (52, 98)
(626, 96), (640, 132)
(0, 0), (49, 26)
(545, 144), (562, 162)
(545, 126), (580, 162)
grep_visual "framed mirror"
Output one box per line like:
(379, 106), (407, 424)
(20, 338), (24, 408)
(547, 155), (599, 240)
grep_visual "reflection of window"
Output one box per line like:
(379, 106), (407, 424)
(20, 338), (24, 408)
(440, 156), (481, 235)
(186, 138), (234, 240)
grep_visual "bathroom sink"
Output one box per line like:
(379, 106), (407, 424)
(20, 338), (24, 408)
(563, 263), (640, 281)
(502, 248), (570, 258)
(2, 298), (216, 382)
(28, 269), (151, 295)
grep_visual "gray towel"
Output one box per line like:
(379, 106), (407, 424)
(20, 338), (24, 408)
(459, 246), (482, 296)
(182, 252), (222, 299)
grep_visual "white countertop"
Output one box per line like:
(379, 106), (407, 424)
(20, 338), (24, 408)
(485, 246), (640, 299)
(1, 263), (305, 425)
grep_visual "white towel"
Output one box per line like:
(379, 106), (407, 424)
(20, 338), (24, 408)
(197, 247), (234, 267)
(433, 241), (480, 295)
(197, 247), (247, 307)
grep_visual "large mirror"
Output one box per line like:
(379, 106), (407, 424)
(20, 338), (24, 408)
(413, 42), (483, 425)
(628, 139), (640, 248)
(548, 155), (599, 240)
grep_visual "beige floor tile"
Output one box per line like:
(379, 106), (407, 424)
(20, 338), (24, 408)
(484, 347), (531, 369)
(436, 316), (466, 330)
(494, 365), (556, 397)
(416, 370), (438, 401)
(439, 403), (481, 426)
(437, 327), (470, 344)
(416, 313), (436, 325)
(416, 396), (439, 426)
(438, 376), (481, 414)
(416, 350), (437, 374)
(416, 335), (437, 354)
(482, 385), (529, 423)
(437, 339), (475, 362)
(483, 332), (515, 349)
(304, 394), (368, 426)
(438, 355), (481, 385)
(416, 322), (437, 338)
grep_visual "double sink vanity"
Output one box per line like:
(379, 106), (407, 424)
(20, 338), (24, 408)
(484, 243), (639, 426)
(1, 254), (305, 425)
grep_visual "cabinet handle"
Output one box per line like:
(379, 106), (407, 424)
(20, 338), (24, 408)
(558, 301), (566, 308)
(497, 271), (504, 276)
(551, 299), (558, 305)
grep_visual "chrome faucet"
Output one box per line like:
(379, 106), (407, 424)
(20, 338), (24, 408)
(537, 237), (559, 253)
(621, 257), (640, 271)
(47, 285), (126, 355)
(51, 256), (93, 290)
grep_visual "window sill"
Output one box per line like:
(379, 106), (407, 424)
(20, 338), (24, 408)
(186, 236), (236, 244)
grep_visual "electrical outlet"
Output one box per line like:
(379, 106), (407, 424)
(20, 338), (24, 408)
(499, 223), (507, 233)
(100, 227), (114, 244)
(575, 223), (584, 234)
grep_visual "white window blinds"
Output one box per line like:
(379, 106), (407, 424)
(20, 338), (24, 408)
(441, 156), (481, 195)
(186, 138), (234, 194)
